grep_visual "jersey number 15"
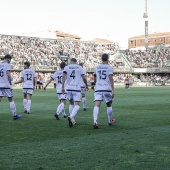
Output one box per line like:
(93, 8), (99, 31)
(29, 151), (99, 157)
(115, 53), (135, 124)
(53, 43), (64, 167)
(98, 70), (106, 80)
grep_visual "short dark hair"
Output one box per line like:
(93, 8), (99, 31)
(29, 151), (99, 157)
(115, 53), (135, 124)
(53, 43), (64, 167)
(102, 53), (109, 61)
(4, 54), (12, 59)
(70, 58), (77, 63)
(79, 63), (83, 67)
(60, 62), (66, 69)
(24, 61), (30, 67)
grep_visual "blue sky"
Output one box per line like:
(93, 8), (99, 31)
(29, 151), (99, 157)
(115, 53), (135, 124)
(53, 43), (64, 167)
(0, 0), (169, 48)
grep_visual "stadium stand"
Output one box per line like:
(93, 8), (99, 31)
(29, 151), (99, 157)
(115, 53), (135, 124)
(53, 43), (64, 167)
(0, 34), (170, 86)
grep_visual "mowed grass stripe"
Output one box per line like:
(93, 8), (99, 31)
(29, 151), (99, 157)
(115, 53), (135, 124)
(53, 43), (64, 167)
(0, 87), (170, 170)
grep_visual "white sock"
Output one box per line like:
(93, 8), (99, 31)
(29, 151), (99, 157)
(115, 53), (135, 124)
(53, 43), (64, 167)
(69, 104), (74, 115)
(93, 106), (99, 124)
(23, 99), (27, 111)
(71, 105), (80, 120)
(82, 97), (86, 109)
(62, 107), (67, 116)
(27, 100), (31, 112)
(9, 101), (17, 116)
(56, 103), (64, 115)
(107, 107), (113, 123)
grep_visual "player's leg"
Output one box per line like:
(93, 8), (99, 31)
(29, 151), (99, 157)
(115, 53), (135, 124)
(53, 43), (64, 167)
(82, 96), (87, 110)
(81, 88), (87, 111)
(67, 91), (81, 127)
(23, 90), (27, 113)
(67, 91), (74, 115)
(93, 92), (102, 128)
(55, 94), (67, 120)
(7, 91), (21, 120)
(70, 92), (81, 121)
(8, 96), (16, 116)
(59, 93), (68, 117)
(61, 99), (68, 118)
(104, 92), (115, 125)
(26, 89), (33, 114)
(0, 89), (4, 101)
(35, 82), (38, 91)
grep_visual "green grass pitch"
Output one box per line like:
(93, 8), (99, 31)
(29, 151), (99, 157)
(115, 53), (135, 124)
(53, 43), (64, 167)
(0, 87), (170, 170)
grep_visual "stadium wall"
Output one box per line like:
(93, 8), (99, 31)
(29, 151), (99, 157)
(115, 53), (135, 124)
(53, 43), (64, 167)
(128, 32), (170, 49)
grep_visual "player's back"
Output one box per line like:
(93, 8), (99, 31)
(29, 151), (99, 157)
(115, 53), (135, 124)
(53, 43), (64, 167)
(0, 61), (11, 88)
(64, 64), (84, 91)
(21, 68), (36, 89)
(94, 64), (113, 92)
(52, 70), (63, 93)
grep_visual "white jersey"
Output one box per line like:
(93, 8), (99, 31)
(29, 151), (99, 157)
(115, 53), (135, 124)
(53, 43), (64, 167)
(80, 68), (86, 88)
(21, 68), (36, 89)
(51, 70), (63, 94)
(94, 64), (113, 92)
(63, 64), (85, 91)
(0, 61), (11, 89)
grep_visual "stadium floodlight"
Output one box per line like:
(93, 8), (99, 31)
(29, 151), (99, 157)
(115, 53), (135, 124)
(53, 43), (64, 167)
(143, 0), (148, 49)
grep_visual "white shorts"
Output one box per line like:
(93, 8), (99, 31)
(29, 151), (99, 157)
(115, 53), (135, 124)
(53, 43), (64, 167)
(81, 87), (86, 97)
(0, 89), (13, 98)
(23, 89), (34, 95)
(57, 93), (67, 100)
(67, 91), (81, 102)
(94, 91), (112, 103)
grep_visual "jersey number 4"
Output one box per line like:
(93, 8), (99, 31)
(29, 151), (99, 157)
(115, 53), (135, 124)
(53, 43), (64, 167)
(98, 70), (106, 79)
(70, 70), (75, 79)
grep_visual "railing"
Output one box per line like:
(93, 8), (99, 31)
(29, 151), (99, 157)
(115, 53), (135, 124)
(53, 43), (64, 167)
(11, 64), (170, 73)
(119, 53), (133, 68)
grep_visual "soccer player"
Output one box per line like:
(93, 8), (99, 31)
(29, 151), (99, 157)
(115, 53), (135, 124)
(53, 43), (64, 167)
(0, 54), (21, 120)
(43, 62), (68, 119)
(14, 61), (36, 114)
(124, 76), (130, 89)
(35, 75), (41, 91)
(93, 53), (115, 129)
(79, 63), (87, 111)
(62, 58), (88, 127)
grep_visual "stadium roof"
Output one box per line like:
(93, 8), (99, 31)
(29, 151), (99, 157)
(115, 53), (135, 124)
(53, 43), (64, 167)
(22, 30), (57, 39)
(94, 38), (113, 43)
(129, 32), (170, 39)
(55, 30), (81, 40)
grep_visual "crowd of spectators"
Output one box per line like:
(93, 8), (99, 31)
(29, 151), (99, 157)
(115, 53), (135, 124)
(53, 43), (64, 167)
(125, 48), (170, 68)
(1, 34), (170, 69)
(140, 73), (169, 83)
(1, 34), (170, 85)
(0, 34), (120, 69)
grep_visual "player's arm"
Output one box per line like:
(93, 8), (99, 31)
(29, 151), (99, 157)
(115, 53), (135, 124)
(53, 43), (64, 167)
(6, 71), (12, 85)
(33, 77), (36, 87)
(109, 75), (115, 98)
(82, 74), (88, 90)
(14, 77), (24, 84)
(94, 74), (96, 84)
(43, 78), (53, 90)
(62, 72), (66, 94)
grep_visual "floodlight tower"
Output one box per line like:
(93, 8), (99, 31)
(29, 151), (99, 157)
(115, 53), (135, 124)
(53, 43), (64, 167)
(143, 0), (148, 49)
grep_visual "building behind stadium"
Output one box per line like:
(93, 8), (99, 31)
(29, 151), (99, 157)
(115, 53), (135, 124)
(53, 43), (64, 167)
(128, 32), (170, 49)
